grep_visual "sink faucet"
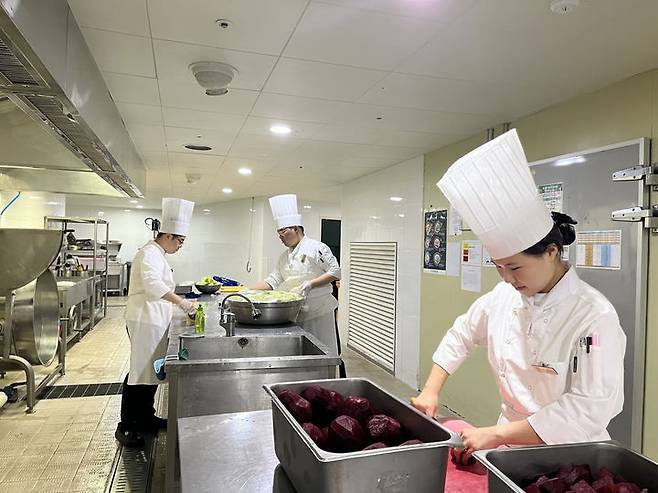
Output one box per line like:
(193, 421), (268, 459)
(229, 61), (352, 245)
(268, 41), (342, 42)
(220, 294), (261, 336)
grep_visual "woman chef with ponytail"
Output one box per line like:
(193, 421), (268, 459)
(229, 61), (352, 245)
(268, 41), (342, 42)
(412, 130), (626, 458)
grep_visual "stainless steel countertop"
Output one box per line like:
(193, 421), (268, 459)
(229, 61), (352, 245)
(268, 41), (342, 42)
(178, 410), (296, 493)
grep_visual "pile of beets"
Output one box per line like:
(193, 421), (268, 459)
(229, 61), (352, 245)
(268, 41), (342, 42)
(277, 385), (423, 453)
(521, 464), (648, 493)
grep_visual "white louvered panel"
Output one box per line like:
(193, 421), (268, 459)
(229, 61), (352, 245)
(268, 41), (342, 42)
(348, 242), (397, 372)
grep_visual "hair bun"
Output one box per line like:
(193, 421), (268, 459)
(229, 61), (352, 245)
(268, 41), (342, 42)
(551, 211), (577, 246)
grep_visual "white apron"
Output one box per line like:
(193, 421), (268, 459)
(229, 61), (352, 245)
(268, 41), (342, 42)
(125, 242), (175, 385)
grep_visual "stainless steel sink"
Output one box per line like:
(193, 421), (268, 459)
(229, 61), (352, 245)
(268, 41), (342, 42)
(179, 334), (325, 360)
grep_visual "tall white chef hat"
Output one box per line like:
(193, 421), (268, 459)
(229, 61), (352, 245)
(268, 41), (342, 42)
(269, 194), (303, 230)
(160, 197), (195, 236)
(437, 129), (553, 259)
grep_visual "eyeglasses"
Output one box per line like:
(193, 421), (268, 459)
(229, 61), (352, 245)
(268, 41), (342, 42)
(277, 227), (292, 236)
(173, 235), (185, 245)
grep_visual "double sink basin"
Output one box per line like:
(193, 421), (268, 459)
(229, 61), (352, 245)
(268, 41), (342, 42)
(165, 327), (342, 491)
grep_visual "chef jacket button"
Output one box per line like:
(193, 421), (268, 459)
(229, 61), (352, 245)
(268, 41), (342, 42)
(505, 339), (511, 344)
(499, 371), (505, 377)
(543, 319), (548, 324)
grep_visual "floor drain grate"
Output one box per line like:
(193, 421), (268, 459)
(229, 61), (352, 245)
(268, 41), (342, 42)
(40, 382), (124, 399)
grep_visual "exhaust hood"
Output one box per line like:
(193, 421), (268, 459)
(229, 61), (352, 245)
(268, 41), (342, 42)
(0, 0), (145, 197)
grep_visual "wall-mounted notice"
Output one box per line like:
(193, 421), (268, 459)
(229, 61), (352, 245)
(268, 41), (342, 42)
(446, 241), (461, 277)
(448, 205), (463, 236)
(423, 210), (447, 274)
(461, 265), (482, 292)
(538, 182), (563, 213)
(482, 247), (496, 267)
(461, 240), (482, 266)
(576, 230), (622, 270)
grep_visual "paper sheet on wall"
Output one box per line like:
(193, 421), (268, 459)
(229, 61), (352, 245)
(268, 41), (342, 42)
(461, 265), (482, 292)
(576, 230), (622, 270)
(482, 247), (496, 267)
(446, 241), (461, 277)
(538, 182), (563, 213)
(461, 240), (482, 266)
(448, 205), (463, 236)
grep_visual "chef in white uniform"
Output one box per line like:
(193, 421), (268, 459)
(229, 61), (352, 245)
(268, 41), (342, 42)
(254, 194), (344, 372)
(116, 197), (195, 447)
(412, 130), (625, 456)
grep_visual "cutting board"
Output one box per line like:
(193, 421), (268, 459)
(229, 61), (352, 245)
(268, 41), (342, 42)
(441, 419), (489, 493)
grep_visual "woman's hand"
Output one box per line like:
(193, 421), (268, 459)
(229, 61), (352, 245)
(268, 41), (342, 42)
(177, 299), (195, 314)
(459, 425), (503, 453)
(410, 390), (438, 418)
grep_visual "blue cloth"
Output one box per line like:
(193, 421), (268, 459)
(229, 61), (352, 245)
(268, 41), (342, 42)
(153, 358), (166, 381)
(213, 276), (239, 286)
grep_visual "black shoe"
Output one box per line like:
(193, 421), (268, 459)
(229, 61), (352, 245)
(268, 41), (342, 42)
(115, 426), (145, 447)
(137, 416), (168, 433)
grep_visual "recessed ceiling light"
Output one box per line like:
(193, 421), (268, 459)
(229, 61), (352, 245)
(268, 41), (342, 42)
(555, 155), (586, 167)
(270, 124), (291, 135)
(222, 188), (233, 194)
(389, 196), (403, 202)
(184, 144), (213, 151)
(549, 0), (579, 15)
(398, 214), (405, 218)
(303, 205), (312, 209)
(124, 209), (131, 212)
(46, 201), (61, 206)
(370, 215), (380, 220)
(129, 199), (138, 204)
(202, 209), (211, 212)
(136, 205), (144, 209)
(238, 167), (252, 176)
(97, 211), (105, 216)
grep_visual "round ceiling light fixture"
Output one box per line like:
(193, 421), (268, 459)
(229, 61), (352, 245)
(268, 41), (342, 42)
(270, 124), (291, 135)
(189, 61), (238, 96)
(549, 0), (579, 15)
(222, 188), (233, 194)
(238, 167), (252, 175)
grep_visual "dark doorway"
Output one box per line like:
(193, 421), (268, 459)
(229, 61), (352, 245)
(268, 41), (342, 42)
(321, 219), (341, 300)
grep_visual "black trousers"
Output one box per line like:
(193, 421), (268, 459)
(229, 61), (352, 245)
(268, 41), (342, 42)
(334, 309), (347, 378)
(119, 373), (157, 431)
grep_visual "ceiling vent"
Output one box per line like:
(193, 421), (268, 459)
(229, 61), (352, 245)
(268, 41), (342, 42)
(549, 0), (579, 15)
(189, 61), (237, 96)
(185, 173), (201, 185)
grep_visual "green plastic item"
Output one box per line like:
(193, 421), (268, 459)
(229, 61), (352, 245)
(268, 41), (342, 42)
(194, 305), (205, 334)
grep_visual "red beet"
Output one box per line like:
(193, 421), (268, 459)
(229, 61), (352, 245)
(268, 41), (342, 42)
(363, 442), (387, 450)
(278, 389), (312, 423)
(538, 477), (568, 493)
(328, 415), (365, 452)
(592, 475), (614, 490)
(611, 484), (643, 493)
(524, 486), (541, 493)
(301, 386), (344, 424)
(570, 480), (595, 493)
(340, 396), (372, 423)
(366, 414), (402, 444)
(302, 422), (327, 449)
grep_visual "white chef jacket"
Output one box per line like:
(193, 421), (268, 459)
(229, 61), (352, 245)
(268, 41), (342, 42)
(432, 266), (625, 444)
(265, 236), (341, 352)
(124, 241), (175, 385)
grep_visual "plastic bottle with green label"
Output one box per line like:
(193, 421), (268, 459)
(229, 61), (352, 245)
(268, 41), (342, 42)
(195, 305), (205, 334)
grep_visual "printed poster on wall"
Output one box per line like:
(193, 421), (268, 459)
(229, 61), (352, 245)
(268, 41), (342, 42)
(576, 230), (622, 270)
(448, 205), (463, 236)
(538, 182), (564, 213)
(423, 210), (447, 274)
(461, 240), (482, 266)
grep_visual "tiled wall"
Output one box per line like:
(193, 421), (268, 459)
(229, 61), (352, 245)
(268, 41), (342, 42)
(339, 155), (424, 389)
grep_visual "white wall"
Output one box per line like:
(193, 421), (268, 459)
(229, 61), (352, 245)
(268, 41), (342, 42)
(339, 156), (424, 389)
(0, 191), (65, 228)
(66, 196), (340, 287)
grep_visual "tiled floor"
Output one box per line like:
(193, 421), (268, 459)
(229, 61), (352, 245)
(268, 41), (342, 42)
(0, 299), (445, 492)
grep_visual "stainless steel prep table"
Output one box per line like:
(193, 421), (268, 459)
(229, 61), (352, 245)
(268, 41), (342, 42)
(178, 410), (296, 493)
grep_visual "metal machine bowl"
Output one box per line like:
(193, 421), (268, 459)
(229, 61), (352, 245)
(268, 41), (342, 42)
(195, 283), (221, 294)
(0, 269), (60, 366)
(228, 299), (303, 325)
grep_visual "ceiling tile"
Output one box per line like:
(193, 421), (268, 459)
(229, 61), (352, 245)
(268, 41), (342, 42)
(128, 124), (167, 152)
(241, 116), (325, 139)
(140, 151), (169, 170)
(264, 58), (386, 101)
(167, 152), (224, 172)
(315, 0), (479, 21)
(80, 28), (155, 77)
(221, 156), (279, 178)
(158, 77), (258, 114)
(284, 2), (440, 70)
(148, 0), (308, 55)
(116, 102), (163, 127)
(153, 40), (277, 91)
(102, 72), (161, 105)
(163, 107), (246, 132)
(331, 103), (494, 135)
(252, 93), (351, 123)
(68, 0), (149, 36)
(359, 72), (512, 116)
(228, 133), (304, 159)
(164, 126), (236, 156)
